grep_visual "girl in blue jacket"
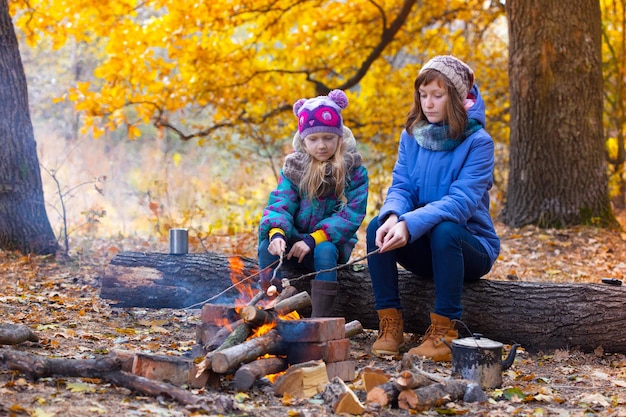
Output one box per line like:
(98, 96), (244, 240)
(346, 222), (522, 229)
(367, 56), (500, 361)
(258, 90), (368, 317)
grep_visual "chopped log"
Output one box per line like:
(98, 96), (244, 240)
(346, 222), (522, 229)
(271, 291), (312, 316)
(131, 352), (208, 388)
(217, 322), (253, 351)
(247, 290), (266, 306)
(211, 329), (282, 374)
(240, 305), (274, 327)
(397, 379), (469, 411)
(361, 367), (391, 393)
(322, 376), (365, 415)
(0, 323), (38, 345)
(101, 250), (626, 353)
(233, 357), (289, 390)
(394, 369), (434, 390)
(366, 380), (401, 408)
(344, 320), (364, 338)
(272, 285), (299, 304)
(273, 360), (329, 398)
(205, 319), (244, 351)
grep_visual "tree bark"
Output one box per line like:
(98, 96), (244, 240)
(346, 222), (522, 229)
(100, 251), (626, 353)
(504, 0), (616, 227)
(0, 0), (59, 255)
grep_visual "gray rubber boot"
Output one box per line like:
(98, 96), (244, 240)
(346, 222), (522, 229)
(310, 280), (339, 318)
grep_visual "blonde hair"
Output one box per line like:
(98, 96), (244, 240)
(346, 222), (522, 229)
(299, 138), (348, 206)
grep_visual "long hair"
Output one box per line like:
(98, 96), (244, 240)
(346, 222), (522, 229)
(299, 136), (348, 206)
(405, 70), (468, 139)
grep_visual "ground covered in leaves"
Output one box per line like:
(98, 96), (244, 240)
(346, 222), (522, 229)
(1, 219), (626, 417)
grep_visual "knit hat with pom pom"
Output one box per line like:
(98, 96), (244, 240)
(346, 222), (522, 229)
(293, 89), (348, 139)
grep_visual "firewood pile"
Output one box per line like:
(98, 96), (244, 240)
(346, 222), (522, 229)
(188, 285), (488, 414)
(194, 285), (359, 389)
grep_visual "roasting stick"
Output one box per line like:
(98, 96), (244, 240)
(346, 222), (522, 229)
(279, 248), (380, 287)
(185, 248), (380, 310)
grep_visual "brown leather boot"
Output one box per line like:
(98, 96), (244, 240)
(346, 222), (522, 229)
(371, 308), (404, 357)
(407, 312), (458, 362)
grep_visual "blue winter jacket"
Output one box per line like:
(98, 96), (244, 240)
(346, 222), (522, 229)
(378, 84), (500, 264)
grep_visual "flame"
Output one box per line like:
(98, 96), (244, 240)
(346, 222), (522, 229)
(228, 256), (255, 304)
(251, 321), (276, 338)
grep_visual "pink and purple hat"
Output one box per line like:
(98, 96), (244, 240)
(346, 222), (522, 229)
(293, 89), (348, 139)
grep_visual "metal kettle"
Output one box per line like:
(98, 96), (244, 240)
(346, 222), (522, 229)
(448, 333), (520, 389)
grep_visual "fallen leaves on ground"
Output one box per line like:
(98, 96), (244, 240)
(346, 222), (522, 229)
(1, 217), (626, 416)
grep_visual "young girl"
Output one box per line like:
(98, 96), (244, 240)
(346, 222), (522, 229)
(258, 90), (368, 317)
(367, 56), (500, 361)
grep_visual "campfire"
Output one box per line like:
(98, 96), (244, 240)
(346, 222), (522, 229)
(96, 252), (492, 414)
(194, 257), (360, 393)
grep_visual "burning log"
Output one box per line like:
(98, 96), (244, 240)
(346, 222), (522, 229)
(211, 329), (283, 374)
(240, 305), (273, 327)
(271, 291), (312, 316)
(233, 357), (289, 390)
(204, 319), (244, 351)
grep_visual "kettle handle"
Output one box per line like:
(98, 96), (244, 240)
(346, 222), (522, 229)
(502, 343), (521, 370)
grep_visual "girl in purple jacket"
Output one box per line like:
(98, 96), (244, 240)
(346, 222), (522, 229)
(367, 56), (500, 361)
(258, 90), (368, 317)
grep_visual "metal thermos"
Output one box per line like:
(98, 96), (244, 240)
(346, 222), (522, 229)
(169, 228), (188, 254)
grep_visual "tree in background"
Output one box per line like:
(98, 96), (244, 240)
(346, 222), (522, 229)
(0, 0), (59, 255)
(11, 0), (625, 231)
(11, 0), (508, 201)
(602, 0), (626, 209)
(504, 0), (616, 227)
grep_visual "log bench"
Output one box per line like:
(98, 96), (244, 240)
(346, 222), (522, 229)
(100, 251), (626, 353)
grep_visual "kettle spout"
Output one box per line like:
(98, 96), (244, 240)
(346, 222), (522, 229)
(502, 343), (521, 370)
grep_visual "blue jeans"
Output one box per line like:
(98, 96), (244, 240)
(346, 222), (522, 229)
(366, 217), (493, 320)
(258, 239), (339, 286)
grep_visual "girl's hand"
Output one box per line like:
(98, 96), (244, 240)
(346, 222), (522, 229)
(375, 214), (398, 248)
(287, 240), (311, 263)
(376, 215), (409, 253)
(268, 238), (286, 256)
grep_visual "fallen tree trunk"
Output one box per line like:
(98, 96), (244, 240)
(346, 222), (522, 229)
(100, 251), (626, 353)
(0, 348), (233, 411)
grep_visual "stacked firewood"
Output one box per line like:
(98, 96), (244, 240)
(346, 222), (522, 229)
(194, 285), (362, 390)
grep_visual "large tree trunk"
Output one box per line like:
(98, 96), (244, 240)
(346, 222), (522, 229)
(0, 0), (59, 255)
(504, 0), (616, 227)
(101, 251), (626, 354)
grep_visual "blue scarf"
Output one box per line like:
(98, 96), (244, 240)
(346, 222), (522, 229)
(413, 119), (482, 151)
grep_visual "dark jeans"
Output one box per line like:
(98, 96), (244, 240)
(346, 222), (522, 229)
(366, 217), (493, 319)
(258, 239), (339, 285)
